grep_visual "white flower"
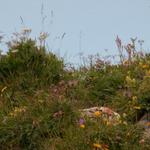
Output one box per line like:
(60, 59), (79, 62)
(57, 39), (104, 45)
(39, 32), (49, 41)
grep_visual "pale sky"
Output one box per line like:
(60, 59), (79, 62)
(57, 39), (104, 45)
(0, 0), (150, 65)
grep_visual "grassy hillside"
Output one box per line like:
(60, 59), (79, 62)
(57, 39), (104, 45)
(0, 34), (150, 150)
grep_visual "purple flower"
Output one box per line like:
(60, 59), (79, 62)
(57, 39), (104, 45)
(79, 118), (85, 125)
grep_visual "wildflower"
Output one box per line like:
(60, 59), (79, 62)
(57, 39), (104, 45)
(93, 143), (109, 150)
(94, 111), (102, 117)
(39, 32), (49, 41)
(93, 143), (102, 149)
(1, 86), (7, 93)
(9, 106), (26, 117)
(14, 106), (26, 113)
(80, 124), (85, 128)
(79, 118), (85, 128)
(142, 64), (149, 69)
(142, 64), (146, 68)
(126, 76), (131, 82)
(125, 76), (136, 86)
(133, 106), (141, 110)
(79, 118), (85, 125)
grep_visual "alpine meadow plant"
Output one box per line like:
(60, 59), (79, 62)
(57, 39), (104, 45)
(1, 32), (150, 150)
(0, 31), (64, 91)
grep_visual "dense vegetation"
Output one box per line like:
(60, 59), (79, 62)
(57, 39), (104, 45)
(0, 31), (150, 149)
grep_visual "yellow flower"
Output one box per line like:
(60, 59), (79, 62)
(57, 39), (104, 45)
(142, 64), (149, 69)
(125, 76), (136, 86)
(133, 106), (141, 110)
(94, 111), (102, 117)
(80, 124), (85, 128)
(93, 143), (102, 149)
(9, 106), (26, 117)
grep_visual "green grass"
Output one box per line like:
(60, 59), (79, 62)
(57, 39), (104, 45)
(0, 35), (150, 150)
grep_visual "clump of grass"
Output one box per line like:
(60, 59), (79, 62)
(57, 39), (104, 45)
(0, 34), (150, 149)
(0, 98), (79, 150)
(0, 33), (64, 91)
